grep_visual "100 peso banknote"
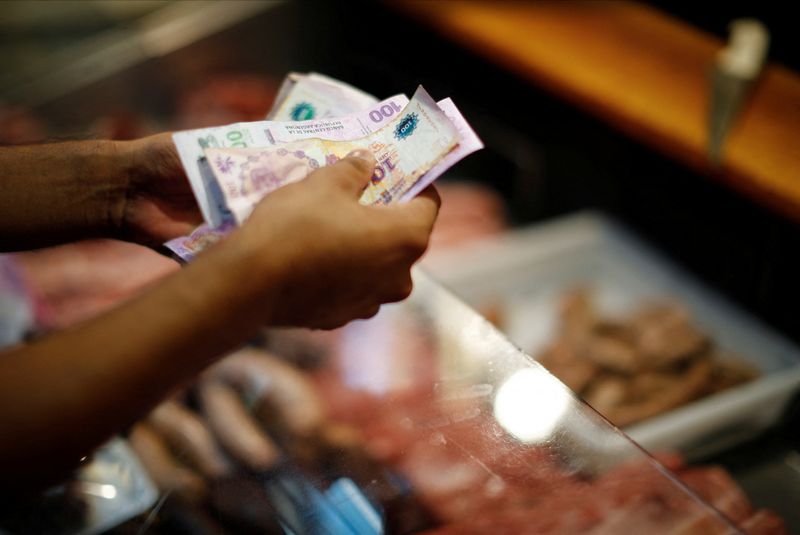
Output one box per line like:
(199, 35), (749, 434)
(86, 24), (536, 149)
(175, 93), (410, 227)
(205, 86), (459, 223)
(267, 72), (379, 121)
(167, 80), (482, 262)
(166, 93), (482, 261)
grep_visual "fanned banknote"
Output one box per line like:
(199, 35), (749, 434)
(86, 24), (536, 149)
(204, 86), (458, 224)
(167, 77), (483, 262)
(175, 94), (410, 227)
(267, 72), (378, 121)
(164, 222), (235, 263)
(400, 97), (483, 202)
(166, 95), (482, 261)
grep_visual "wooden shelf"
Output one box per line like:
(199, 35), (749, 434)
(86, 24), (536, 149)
(399, 1), (800, 222)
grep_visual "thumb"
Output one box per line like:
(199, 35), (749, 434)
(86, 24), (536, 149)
(324, 149), (377, 197)
(392, 185), (441, 232)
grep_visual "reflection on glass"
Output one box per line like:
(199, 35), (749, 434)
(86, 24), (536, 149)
(4, 271), (746, 533)
(493, 368), (571, 443)
(78, 482), (118, 500)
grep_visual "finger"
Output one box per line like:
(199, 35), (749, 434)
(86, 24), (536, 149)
(314, 149), (377, 197)
(413, 185), (442, 213)
(358, 304), (381, 320)
(135, 132), (184, 180)
(384, 273), (414, 303)
(393, 184), (441, 232)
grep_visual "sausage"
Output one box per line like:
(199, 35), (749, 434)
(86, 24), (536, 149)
(558, 287), (596, 342)
(146, 400), (232, 479)
(128, 424), (207, 504)
(206, 348), (325, 437)
(198, 380), (281, 471)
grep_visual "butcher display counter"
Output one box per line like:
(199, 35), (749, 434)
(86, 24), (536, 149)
(2, 271), (783, 534)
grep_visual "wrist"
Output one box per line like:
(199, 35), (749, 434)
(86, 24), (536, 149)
(0, 139), (132, 250)
(104, 139), (138, 240)
(50, 139), (131, 241)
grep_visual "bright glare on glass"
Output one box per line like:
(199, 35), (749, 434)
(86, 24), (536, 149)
(80, 482), (118, 500)
(493, 368), (571, 443)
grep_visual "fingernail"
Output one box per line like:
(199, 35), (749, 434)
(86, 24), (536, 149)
(346, 148), (375, 164)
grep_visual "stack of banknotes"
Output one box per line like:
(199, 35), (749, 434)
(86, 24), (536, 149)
(166, 72), (483, 261)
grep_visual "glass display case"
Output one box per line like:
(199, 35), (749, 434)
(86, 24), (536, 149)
(3, 271), (761, 534)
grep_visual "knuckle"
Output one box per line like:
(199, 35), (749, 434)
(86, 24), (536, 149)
(398, 279), (414, 299)
(338, 156), (373, 177)
(403, 229), (430, 257)
(327, 159), (373, 194)
(318, 318), (345, 330)
(430, 187), (442, 209)
(419, 186), (442, 213)
(360, 304), (381, 320)
(386, 277), (414, 302)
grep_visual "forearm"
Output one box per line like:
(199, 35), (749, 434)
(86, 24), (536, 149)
(0, 140), (130, 251)
(0, 233), (273, 491)
(0, 152), (438, 495)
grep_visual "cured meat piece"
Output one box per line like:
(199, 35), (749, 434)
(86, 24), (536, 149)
(582, 374), (629, 414)
(206, 348), (325, 437)
(128, 424), (207, 504)
(703, 356), (760, 395)
(558, 287), (596, 342)
(146, 400), (232, 479)
(531, 289), (760, 427)
(537, 342), (598, 393)
(605, 357), (712, 427)
(631, 304), (709, 367)
(198, 380), (281, 472)
(582, 324), (641, 374)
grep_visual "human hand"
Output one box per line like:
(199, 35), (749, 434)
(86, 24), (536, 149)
(116, 133), (202, 248)
(229, 150), (440, 330)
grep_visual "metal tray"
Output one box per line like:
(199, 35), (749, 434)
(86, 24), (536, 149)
(423, 211), (800, 459)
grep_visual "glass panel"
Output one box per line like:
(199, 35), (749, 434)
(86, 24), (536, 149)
(1, 271), (739, 534)
(157, 272), (738, 532)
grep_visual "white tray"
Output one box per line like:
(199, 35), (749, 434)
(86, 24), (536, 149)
(422, 211), (800, 459)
